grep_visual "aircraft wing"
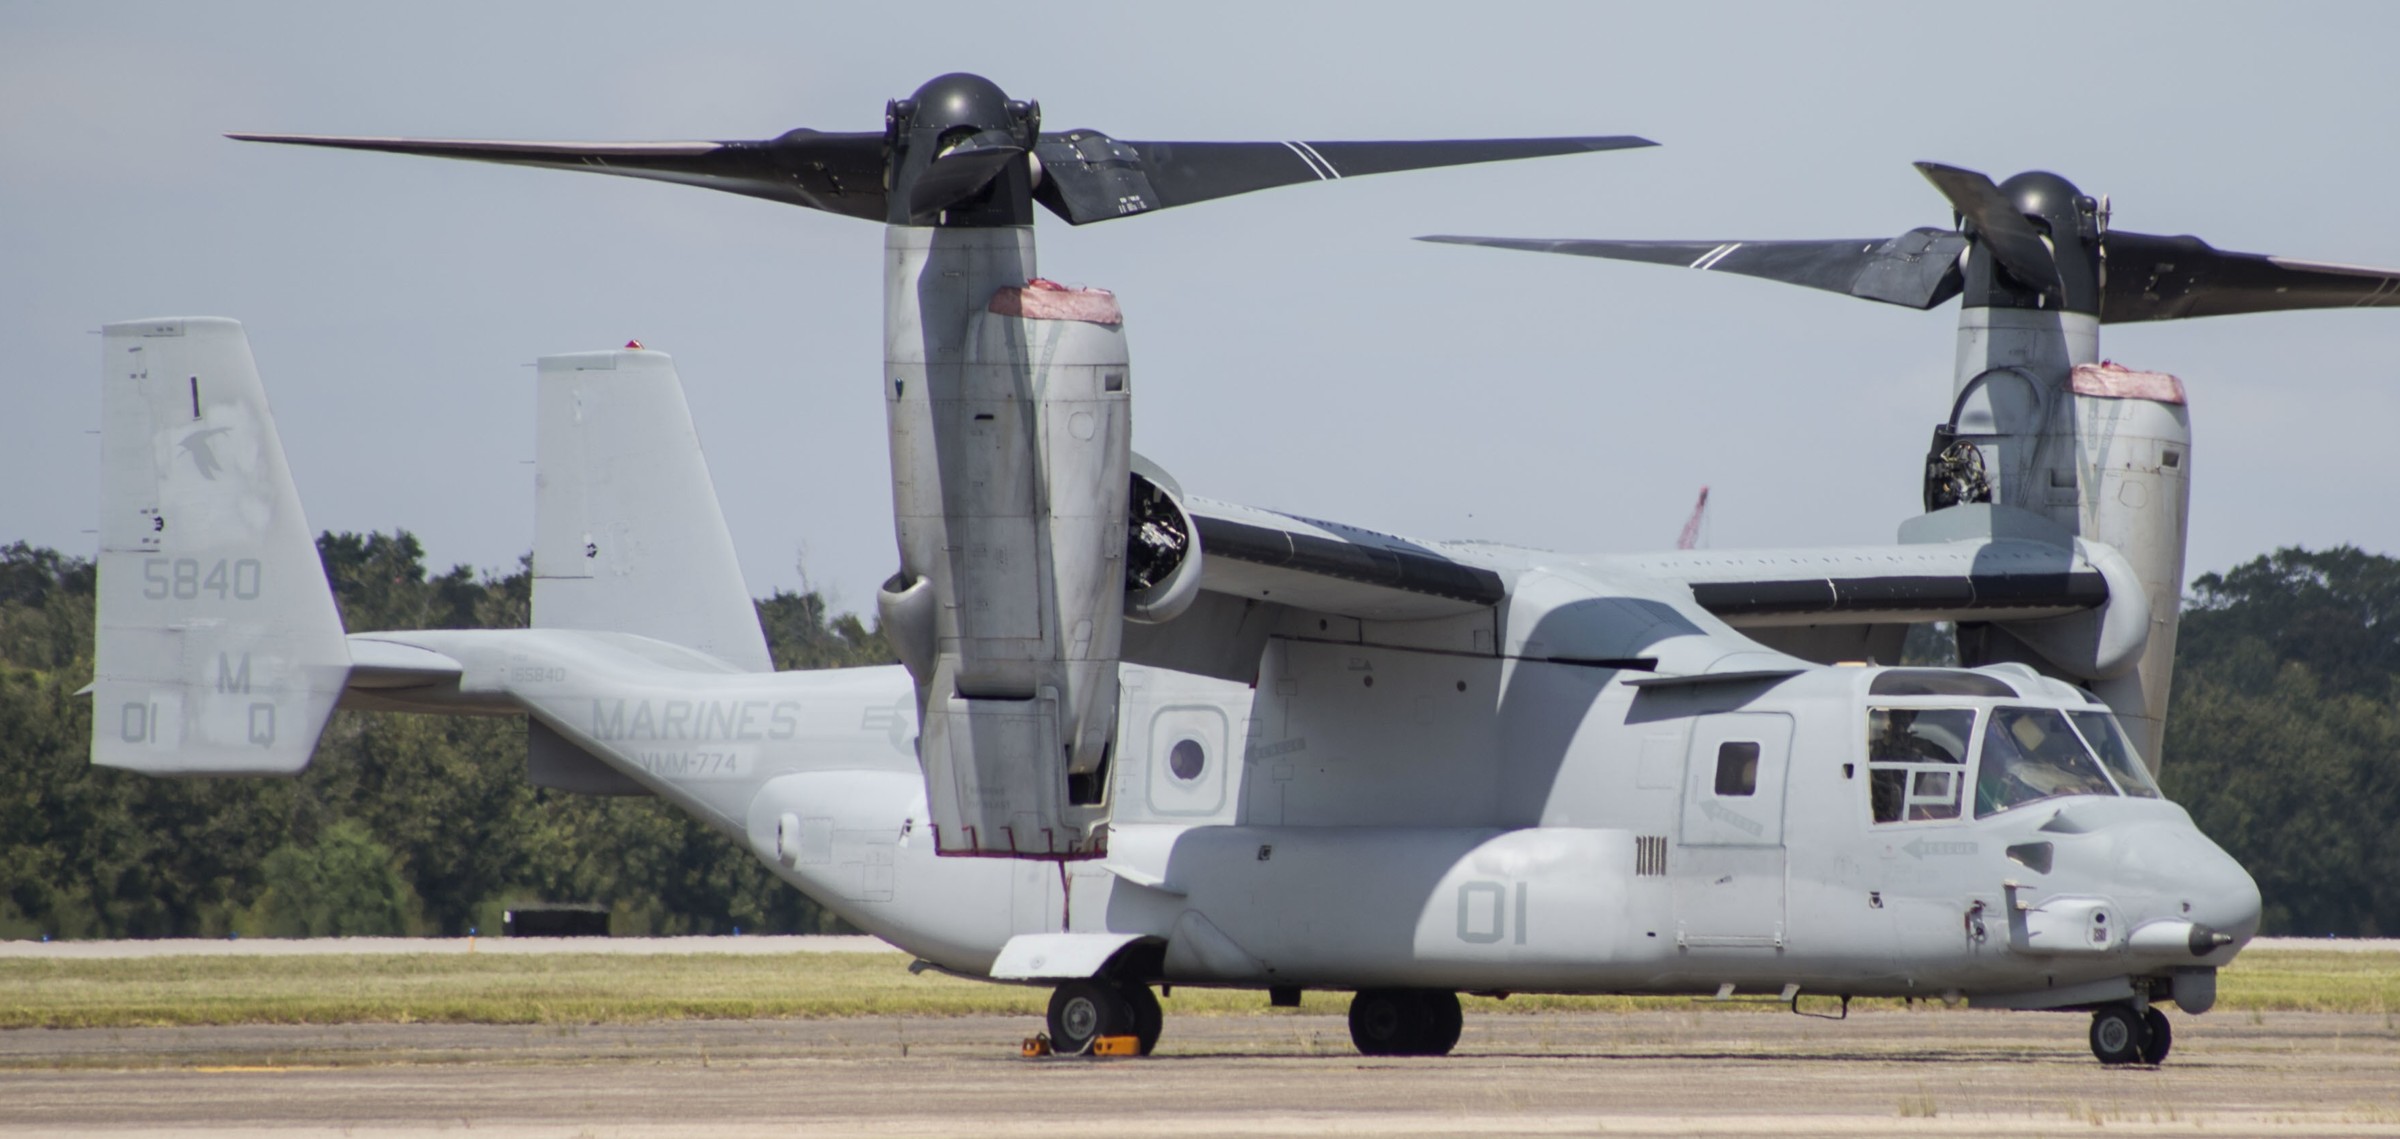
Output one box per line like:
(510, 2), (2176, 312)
(1183, 497), (1507, 622)
(1176, 500), (2114, 631)
(1615, 539), (2109, 628)
(1139, 494), (2128, 685)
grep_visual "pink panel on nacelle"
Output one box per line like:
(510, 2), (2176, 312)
(988, 278), (1123, 325)
(2072, 361), (2186, 405)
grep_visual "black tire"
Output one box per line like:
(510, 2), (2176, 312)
(1419, 990), (1463, 1056)
(2138, 1007), (2173, 1065)
(2089, 1003), (2145, 1065)
(1048, 980), (1135, 1055)
(1349, 989), (1416, 1056)
(1348, 989), (1461, 1057)
(1120, 981), (1164, 1056)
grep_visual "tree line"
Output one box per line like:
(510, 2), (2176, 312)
(0, 533), (888, 939)
(1, 535), (2395, 938)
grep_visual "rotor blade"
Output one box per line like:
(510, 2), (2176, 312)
(1417, 228), (1969, 310)
(227, 129), (891, 221)
(906, 142), (1027, 220)
(2101, 231), (2400, 322)
(1914, 162), (2062, 297)
(1033, 133), (1654, 225)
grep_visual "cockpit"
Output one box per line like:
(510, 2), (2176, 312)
(1860, 668), (2162, 826)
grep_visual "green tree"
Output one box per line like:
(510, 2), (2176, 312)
(2180, 546), (2400, 700)
(757, 590), (892, 670)
(2165, 545), (2400, 936)
(0, 531), (878, 939)
(249, 819), (420, 936)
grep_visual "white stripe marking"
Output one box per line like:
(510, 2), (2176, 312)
(1282, 141), (1333, 181)
(1687, 243), (1732, 269)
(1693, 242), (1744, 271)
(1291, 140), (1342, 179)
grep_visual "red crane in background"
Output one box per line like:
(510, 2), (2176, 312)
(1677, 486), (1710, 550)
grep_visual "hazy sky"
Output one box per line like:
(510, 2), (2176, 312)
(6, 2), (2396, 615)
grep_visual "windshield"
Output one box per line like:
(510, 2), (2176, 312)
(1974, 705), (2119, 817)
(2068, 710), (2162, 798)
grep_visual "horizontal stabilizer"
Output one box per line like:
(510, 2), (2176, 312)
(91, 319), (349, 775)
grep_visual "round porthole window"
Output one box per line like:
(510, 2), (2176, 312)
(1168, 738), (1206, 782)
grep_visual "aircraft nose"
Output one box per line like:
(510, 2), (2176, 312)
(2113, 818), (2262, 947)
(2189, 842), (2264, 946)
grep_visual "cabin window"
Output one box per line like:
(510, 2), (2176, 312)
(1974, 706), (2120, 817)
(1167, 738), (1207, 782)
(2067, 710), (2161, 799)
(1714, 742), (1760, 796)
(1865, 707), (1974, 823)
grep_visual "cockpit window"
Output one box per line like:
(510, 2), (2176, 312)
(2068, 710), (2162, 799)
(1974, 706), (2119, 817)
(1866, 707), (1975, 823)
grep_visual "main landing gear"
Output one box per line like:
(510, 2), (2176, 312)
(1045, 979), (1163, 1055)
(1043, 983), (1467, 1058)
(2088, 1002), (2173, 1065)
(1347, 989), (1463, 1057)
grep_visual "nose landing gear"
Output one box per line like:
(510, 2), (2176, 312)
(1347, 989), (1464, 1056)
(2088, 1003), (2173, 1065)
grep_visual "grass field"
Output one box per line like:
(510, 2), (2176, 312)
(1, 946), (2391, 1030)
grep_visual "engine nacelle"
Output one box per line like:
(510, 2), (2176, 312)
(1942, 311), (2191, 767)
(882, 226), (1129, 858)
(1125, 456), (1202, 625)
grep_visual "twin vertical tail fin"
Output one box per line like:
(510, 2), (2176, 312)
(532, 348), (771, 672)
(89, 324), (772, 778)
(91, 319), (350, 775)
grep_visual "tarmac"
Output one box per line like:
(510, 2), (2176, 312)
(4, 1006), (2398, 1137)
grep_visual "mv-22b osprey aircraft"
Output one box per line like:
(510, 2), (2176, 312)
(89, 73), (2396, 1065)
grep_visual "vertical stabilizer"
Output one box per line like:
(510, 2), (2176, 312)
(92, 318), (350, 775)
(533, 348), (771, 672)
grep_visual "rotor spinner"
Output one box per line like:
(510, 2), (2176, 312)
(885, 73), (1041, 227)
(1963, 171), (2105, 314)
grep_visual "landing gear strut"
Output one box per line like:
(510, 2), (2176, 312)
(1347, 989), (1463, 1056)
(2088, 1002), (2172, 1065)
(1044, 979), (1163, 1056)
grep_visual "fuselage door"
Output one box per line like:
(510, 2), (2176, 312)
(1673, 711), (1796, 950)
(1678, 712), (1793, 846)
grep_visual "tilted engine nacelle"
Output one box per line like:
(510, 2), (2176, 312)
(1935, 350), (2192, 766)
(879, 242), (1133, 858)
